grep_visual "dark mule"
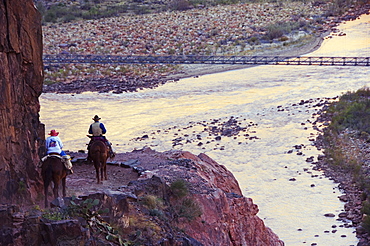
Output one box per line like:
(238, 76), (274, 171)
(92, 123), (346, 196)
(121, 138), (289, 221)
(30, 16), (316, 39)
(89, 140), (108, 184)
(41, 155), (67, 208)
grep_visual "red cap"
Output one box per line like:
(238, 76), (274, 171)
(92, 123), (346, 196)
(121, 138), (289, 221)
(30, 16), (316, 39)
(48, 130), (59, 136)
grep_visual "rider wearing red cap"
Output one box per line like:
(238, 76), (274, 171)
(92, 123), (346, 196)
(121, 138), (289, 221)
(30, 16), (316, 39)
(46, 130), (65, 155)
(44, 129), (73, 174)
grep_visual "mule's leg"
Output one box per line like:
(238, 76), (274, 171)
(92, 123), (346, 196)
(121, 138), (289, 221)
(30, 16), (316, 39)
(103, 162), (107, 181)
(53, 180), (59, 200)
(62, 177), (66, 197)
(100, 165), (104, 182)
(44, 183), (49, 208)
(94, 162), (101, 184)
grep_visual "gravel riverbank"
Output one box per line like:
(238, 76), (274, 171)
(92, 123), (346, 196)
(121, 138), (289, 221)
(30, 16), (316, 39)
(313, 105), (370, 245)
(41, 2), (370, 94)
(42, 32), (326, 94)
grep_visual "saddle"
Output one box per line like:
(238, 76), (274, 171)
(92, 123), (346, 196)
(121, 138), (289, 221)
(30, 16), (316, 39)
(87, 135), (114, 159)
(87, 135), (107, 143)
(41, 153), (62, 162)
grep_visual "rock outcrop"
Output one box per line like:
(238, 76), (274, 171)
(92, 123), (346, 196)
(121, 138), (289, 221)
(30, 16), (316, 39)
(0, 149), (284, 245)
(134, 150), (284, 246)
(0, 0), (44, 204)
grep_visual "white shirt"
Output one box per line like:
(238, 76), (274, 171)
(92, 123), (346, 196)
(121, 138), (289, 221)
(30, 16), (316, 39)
(45, 136), (63, 154)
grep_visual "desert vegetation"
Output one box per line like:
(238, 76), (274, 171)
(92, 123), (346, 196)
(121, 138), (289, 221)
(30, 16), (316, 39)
(319, 87), (370, 233)
(37, 0), (368, 88)
(35, 0), (365, 24)
(38, 178), (202, 245)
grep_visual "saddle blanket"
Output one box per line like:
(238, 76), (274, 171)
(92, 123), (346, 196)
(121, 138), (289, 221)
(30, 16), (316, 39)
(41, 154), (63, 162)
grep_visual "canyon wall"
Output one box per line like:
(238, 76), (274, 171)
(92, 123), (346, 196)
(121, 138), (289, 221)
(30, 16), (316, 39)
(0, 0), (44, 204)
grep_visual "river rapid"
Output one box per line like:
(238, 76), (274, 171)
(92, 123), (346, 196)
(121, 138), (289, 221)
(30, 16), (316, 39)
(40, 14), (370, 245)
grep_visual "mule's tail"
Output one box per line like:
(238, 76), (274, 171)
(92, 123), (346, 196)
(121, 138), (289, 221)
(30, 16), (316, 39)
(92, 149), (103, 167)
(43, 161), (53, 190)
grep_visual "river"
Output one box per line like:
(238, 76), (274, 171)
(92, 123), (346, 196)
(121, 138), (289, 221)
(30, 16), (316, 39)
(40, 14), (370, 245)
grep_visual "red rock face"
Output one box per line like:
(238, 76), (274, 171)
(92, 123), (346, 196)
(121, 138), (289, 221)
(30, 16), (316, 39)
(176, 151), (284, 246)
(136, 150), (284, 245)
(0, 0), (44, 205)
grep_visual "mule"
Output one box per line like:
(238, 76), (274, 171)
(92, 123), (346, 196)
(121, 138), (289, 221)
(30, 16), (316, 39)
(41, 155), (67, 208)
(89, 140), (108, 184)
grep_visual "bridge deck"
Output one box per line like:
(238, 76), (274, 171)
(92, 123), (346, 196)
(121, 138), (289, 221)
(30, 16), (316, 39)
(43, 55), (370, 66)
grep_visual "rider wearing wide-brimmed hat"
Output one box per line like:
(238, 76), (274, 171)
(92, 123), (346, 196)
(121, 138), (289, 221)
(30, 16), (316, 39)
(89, 115), (106, 136)
(87, 115), (115, 158)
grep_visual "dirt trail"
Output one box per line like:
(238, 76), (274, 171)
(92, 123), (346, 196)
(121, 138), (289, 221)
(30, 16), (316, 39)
(64, 149), (170, 198)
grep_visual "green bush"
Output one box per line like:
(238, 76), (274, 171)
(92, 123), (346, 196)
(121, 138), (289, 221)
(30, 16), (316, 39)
(172, 197), (202, 221)
(248, 36), (260, 45)
(170, 179), (189, 199)
(264, 21), (300, 40)
(38, 1), (130, 23)
(168, 179), (202, 221)
(169, 0), (192, 11)
(328, 88), (370, 134)
(322, 87), (370, 234)
(141, 195), (164, 210)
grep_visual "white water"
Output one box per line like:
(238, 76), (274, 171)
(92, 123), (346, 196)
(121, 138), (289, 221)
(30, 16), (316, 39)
(40, 14), (370, 245)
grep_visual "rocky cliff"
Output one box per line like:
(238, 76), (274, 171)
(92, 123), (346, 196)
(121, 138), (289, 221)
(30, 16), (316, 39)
(132, 150), (284, 246)
(0, 0), (44, 204)
(0, 148), (284, 245)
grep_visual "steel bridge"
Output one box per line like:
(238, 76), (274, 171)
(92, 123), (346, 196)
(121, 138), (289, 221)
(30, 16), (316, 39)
(43, 54), (370, 66)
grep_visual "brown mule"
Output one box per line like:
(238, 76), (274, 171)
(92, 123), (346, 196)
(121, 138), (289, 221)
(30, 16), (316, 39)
(41, 155), (67, 208)
(89, 140), (108, 184)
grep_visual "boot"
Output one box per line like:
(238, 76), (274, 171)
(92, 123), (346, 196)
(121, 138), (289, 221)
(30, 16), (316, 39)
(109, 148), (115, 159)
(108, 142), (116, 159)
(62, 155), (74, 174)
(86, 143), (91, 161)
(87, 152), (92, 162)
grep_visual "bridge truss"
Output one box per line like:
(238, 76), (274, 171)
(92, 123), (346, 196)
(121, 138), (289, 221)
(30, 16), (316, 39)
(43, 55), (370, 66)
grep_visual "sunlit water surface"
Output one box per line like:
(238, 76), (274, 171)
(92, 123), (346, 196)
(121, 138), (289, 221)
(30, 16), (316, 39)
(40, 14), (370, 246)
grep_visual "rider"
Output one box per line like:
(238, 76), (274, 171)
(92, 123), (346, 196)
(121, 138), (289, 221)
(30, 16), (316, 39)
(87, 115), (115, 158)
(44, 129), (73, 174)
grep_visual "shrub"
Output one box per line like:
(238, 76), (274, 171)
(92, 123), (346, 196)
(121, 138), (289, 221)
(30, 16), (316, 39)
(170, 179), (189, 199)
(172, 197), (202, 221)
(322, 87), (370, 234)
(169, 0), (192, 11)
(169, 179), (202, 221)
(264, 21), (300, 40)
(42, 207), (69, 221)
(141, 195), (164, 210)
(328, 88), (370, 134)
(248, 36), (260, 45)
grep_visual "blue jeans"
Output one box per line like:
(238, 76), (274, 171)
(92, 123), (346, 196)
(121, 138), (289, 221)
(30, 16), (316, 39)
(46, 150), (66, 156)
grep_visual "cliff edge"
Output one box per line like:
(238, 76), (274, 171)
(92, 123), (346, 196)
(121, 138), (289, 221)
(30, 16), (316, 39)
(0, 148), (284, 245)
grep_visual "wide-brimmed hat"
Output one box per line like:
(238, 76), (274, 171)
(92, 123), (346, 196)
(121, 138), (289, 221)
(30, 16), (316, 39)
(48, 129), (59, 136)
(92, 115), (101, 121)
